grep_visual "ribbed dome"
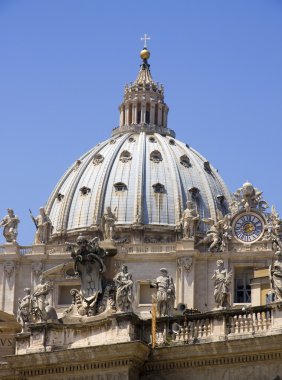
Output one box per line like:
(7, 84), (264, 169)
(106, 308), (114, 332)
(46, 48), (232, 240)
(46, 132), (231, 237)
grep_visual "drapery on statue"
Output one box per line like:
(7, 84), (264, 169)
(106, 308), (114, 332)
(32, 275), (53, 321)
(30, 207), (53, 244)
(269, 250), (282, 302)
(0, 208), (20, 243)
(180, 201), (199, 239)
(212, 260), (232, 308)
(151, 268), (175, 317)
(101, 206), (117, 240)
(196, 213), (232, 252)
(17, 288), (32, 330)
(66, 235), (107, 316)
(114, 264), (133, 312)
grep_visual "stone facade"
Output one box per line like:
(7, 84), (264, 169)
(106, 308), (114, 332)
(1, 44), (282, 380)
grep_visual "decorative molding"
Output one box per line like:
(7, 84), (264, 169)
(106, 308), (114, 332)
(4, 261), (15, 278)
(177, 257), (193, 273)
(31, 262), (43, 278)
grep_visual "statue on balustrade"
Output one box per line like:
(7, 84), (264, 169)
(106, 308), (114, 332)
(269, 249), (282, 302)
(212, 260), (232, 308)
(0, 208), (20, 243)
(66, 235), (108, 316)
(30, 207), (53, 244)
(151, 268), (175, 317)
(17, 288), (32, 330)
(32, 275), (54, 322)
(101, 206), (117, 240)
(114, 264), (133, 312)
(180, 201), (199, 239)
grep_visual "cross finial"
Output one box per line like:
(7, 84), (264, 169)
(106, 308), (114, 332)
(141, 33), (151, 48)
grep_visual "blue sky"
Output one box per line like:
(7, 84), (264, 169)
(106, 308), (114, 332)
(0, 0), (281, 245)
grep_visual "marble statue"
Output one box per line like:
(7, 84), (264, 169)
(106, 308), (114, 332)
(269, 250), (282, 302)
(180, 201), (199, 239)
(212, 260), (232, 308)
(17, 288), (32, 329)
(0, 208), (20, 243)
(151, 268), (175, 317)
(114, 264), (133, 312)
(231, 182), (268, 213)
(101, 206), (117, 240)
(263, 206), (282, 251)
(66, 235), (107, 316)
(196, 213), (232, 252)
(33, 207), (53, 244)
(32, 276), (53, 322)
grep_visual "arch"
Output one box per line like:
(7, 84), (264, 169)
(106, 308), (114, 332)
(114, 182), (127, 192)
(152, 183), (165, 194)
(180, 155), (191, 168)
(93, 154), (104, 165)
(150, 150), (162, 163)
(120, 150), (132, 163)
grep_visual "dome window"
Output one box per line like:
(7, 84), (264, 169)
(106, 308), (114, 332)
(149, 136), (156, 143)
(128, 137), (136, 143)
(150, 150), (162, 163)
(189, 187), (200, 200)
(109, 139), (116, 144)
(80, 186), (91, 196)
(57, 193), (64, 201)
(93, 154), (104, 166)
(204, 161), (212, 174)
(180, 155), (191, 168)
(217, 195), (225, 204)
(185, 143), (190, 149)
(152, 183), (165, 193)
(114, 182), (127, 192)
(120, 150), (132, 163)
(169, 139), (175, 146)
(73, 159), (81, 171)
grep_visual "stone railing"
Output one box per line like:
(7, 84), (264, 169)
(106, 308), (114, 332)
(118, 244), (176, 255)
(167, 305), (276, 345)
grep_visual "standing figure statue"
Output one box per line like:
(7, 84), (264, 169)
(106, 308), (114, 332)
(66, 235), (107, 316)
(114, 264), (133, 312)
(32, 276), (53, 321)
(0, 208), (20, 243)
(17, 288), (32, 330)
(212, 260), (232, 308)
(101, 206), (117, 240)
(31, 207), (53, 244)
(151, 268), (175, 317)
(269, 250), (282, 302)
(181, 201), (199, 239)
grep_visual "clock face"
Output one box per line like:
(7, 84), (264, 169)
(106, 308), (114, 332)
(233, 213), (264, 243)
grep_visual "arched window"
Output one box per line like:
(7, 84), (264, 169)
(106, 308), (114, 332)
(57, 193), (64, 201)
(80, 186), (91, 195)
(114, 182), (127, 192)
(169, 139), (175, 145)
(188, 187), (200, 200)
(137, 103), (141, 124)
(93, 154), (104, 165)
(204, 161), (212, 174)
(148, 136), (156, 143)
(150, 150), (162, 163)
(180, 155), (191, 168)
(120, 150), (132, 163)
(128, 104), (132, 125)
(152, 183), (165, 193)
(146, 103), (150, 124)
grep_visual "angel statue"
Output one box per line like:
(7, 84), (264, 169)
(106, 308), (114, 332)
(196, 212), (232, 252)
(231, 182), (268, 213)
(101, 206), (117, 240)
(212, 260), (232, 308)
(180, 201), (200, 239)
(0, 208), (20, 243)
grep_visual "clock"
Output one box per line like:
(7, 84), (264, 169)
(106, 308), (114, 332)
(233, 212), (264, 243)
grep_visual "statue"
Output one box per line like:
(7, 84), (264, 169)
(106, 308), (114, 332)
(17, 288), (32, 330)
(231, 182), (268, 213)
(269, 250), (282, 302)
(212, 260), (232, 308)
(114, 264), (133, 312)
(32, 275), (53, 322)
(101, 206), (117, 240)
(0, 208), (20, 243)
(66, 235), (107, 316)
(263, 206), (282, 250)
(31, 207), (53, 244)
(151, 268), (175, 317)
(180, 201), (199, 239)
(196, 213), (232, 252)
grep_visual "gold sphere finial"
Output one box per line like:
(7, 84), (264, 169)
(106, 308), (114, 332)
(140, 47), (150, 61)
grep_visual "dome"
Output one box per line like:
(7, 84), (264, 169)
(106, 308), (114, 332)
(45, 48), (232, 241)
